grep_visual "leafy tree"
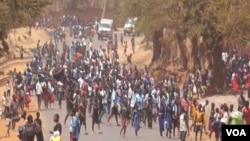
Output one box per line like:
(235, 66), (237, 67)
(0, 0), (51, 55)
(117, 0), (250, 89)
(0, 0), (10, 39)
(0, 0), (51, 38)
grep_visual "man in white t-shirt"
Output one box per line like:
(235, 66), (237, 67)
(99, 88), (108, 122)
(222, 52), (228, 63)
(78, 77), (84, 89)
(6, 81), (11, 97)
(2, 92), (8, 110)
(201, 100), (209, 112)
(36, 81), (43, 109)
(180, 108), (189, 141)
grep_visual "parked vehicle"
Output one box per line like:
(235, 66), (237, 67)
(97, 19), (113, 40)
(123, 17), (138, 36)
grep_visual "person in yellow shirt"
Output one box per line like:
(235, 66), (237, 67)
(189, 99), (198, 130)
(193, 104), (206, 141)
(191, 99), (198, 119)
(50, 131), (61, 141)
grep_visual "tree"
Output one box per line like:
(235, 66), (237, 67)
(0, 0), (51, 55)
(117, 0), (168, 63)
(19, 0), (52, 35)
(0, 0), (51, 38)
(0, 0), (10, 39)
(117, 0), (250, 89)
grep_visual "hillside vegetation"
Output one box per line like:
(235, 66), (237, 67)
(116, 0), (250, 89)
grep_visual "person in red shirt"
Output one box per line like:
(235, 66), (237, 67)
(231, 72), (239, 95)
(242, 101), (250, 124)
(93, 82), (99, 91)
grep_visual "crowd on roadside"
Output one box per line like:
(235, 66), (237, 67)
(0, 14), (250, 141)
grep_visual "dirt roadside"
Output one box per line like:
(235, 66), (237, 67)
(0, 28), (48, 140)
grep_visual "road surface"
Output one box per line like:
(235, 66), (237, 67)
(37, 33), (179, 141)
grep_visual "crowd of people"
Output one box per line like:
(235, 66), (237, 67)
(1, 14), (250, 141)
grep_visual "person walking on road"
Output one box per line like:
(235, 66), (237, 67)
(5, 106), (11, 137)
(242, 101), (250, 124)
(6, 81), (11, 97)
(120, 102), (130, 138)
(64, 85), (74, 125)
(92, 99), (101, 134)
(69, 109), (80, 141)
(120, 33), (123, 46)
(165, 102), (174, 138)
(57, 82), (64, 109)
(23, 115), (41, 141)
(2, 92), (8, 113)
(36, 81), (43, 110)
(180, 108), (189, 141)
(108, 86), (120, 126)
(78, 102), (87, 134)
(131, 36), (135, 53)
(98, 87), (109, 122)
(107, 101), (120, 126)
(34, 112), (44, 141)
(158, 101), (165, 137)
(10, 95), (18, 130)
(50, 113), (62, 136)
(133, 105), (140, 136)
(193, 104), (206, 141)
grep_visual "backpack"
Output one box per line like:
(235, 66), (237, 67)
(24, 123), (35, 136)
(34, 119), (42, 133)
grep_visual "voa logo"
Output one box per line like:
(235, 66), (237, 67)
(226, 129), (246, 136)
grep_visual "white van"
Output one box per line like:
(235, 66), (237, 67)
(123, 17), (138, 36)
(97, 19), (113, 40)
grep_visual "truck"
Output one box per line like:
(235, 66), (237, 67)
(97, 19), (113, 40)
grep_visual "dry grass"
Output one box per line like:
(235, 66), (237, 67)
(0, 86), (38, 140)
(6, 27), (49, 49)
(118, 36), (153, 69)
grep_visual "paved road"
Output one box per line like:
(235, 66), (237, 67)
(37, 33), (179, 141)
(39, 106), (179, 141)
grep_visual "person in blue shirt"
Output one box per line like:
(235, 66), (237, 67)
(116, 88), (123, 114)
(69, 109), (79, 141)
(108, 87), (120, 126)
(135, 92), (144, 111)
